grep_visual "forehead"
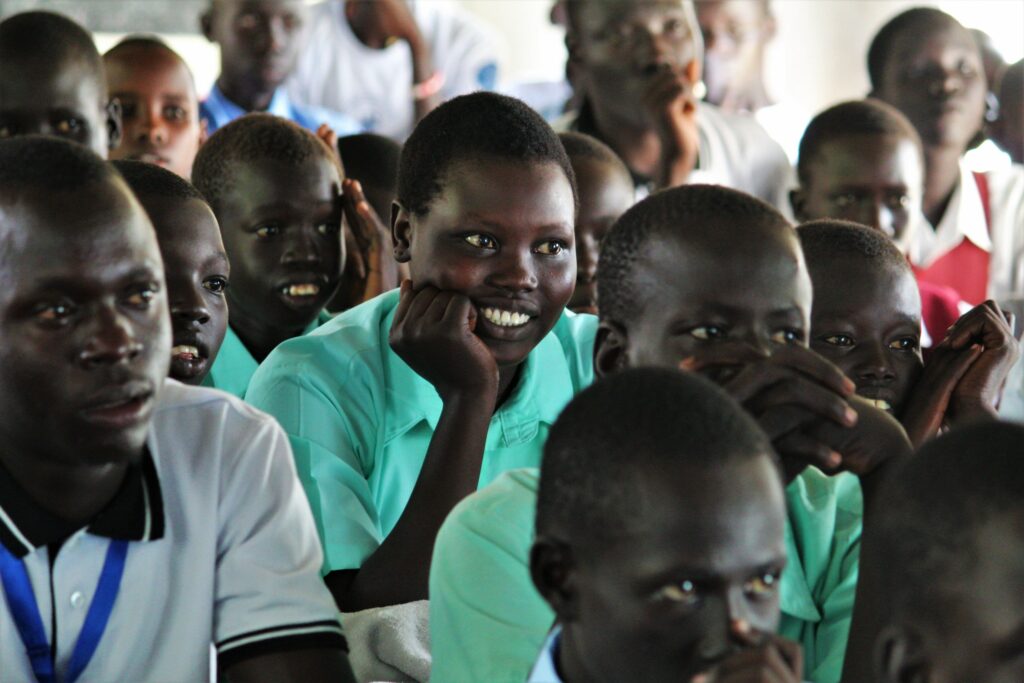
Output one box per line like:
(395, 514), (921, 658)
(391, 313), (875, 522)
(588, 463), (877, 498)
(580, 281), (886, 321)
(140, 195), (223, 248)
(576, 0), (688, 29)
(696, 0), (766, 25)
(0, 54), (104, 113)
(889, 20), (978, 65)
(105, 48), (196, 100)
(223, 155), (340, 213)
(574, 158), (634, 213)
(810, 255), (920, 323)
(809, 135), (923, 187)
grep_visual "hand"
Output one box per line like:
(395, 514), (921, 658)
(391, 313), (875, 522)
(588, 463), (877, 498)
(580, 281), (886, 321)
(316, 123), (340, 165)
(341, 178), (401, 302)
(389, 281), (499, 401)
(942, 300), (1021, 420)
(900, 343), (983, 447)
(692, 628), (803, 683)
(806, 395), (912, 478)
(642, 65), (700, 189)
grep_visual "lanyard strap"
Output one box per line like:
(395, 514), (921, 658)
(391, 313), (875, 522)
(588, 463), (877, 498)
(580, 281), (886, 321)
(0, 538), (128, 683)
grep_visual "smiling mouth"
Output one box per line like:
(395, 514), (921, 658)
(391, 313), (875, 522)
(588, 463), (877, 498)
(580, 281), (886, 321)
(480, 307), (533, 328)
(281, 283), (321, 298)
(128, 152), (170, 166)
(171, 345), (204, 362)
(862, 397), (893, 412)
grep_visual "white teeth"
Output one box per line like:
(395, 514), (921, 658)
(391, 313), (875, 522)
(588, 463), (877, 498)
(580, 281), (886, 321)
(865, 398), (892, 411)
(284, 283), (320, 297)
(172, 345), (199, 359)
(481, 307), (531, 328)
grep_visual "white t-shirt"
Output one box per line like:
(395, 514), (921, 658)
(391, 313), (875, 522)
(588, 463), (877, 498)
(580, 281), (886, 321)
(0, 380), (345, 682)
(287, 0), (500, 140)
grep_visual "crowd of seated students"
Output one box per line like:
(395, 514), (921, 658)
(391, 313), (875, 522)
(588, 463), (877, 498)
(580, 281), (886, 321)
(0, 1), (1021, 682)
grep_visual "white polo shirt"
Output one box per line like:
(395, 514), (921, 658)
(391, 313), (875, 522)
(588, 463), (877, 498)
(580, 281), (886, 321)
(0, 380), (346, 682)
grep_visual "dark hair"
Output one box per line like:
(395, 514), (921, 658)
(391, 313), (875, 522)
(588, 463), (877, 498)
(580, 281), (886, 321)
(396, 92), (577, 217)
(337, 133), (402, 194)
(797, 219), (910, 274)
(869, 422), (1024, 622)
(867, 7), (964, 91)
(103, 35), (197, 91)
(536, 367), (777, 548)
(0, 136), (119, 196)
(191, 113), (339, 212)
(598, 184), (791, 326)
(0, 11), (105, 89)
(558, 131), (632, 183)
(112, 159), (208, 204)
(797, 99), (922, 185)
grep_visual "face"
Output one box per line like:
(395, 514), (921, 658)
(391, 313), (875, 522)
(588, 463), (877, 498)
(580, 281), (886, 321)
(206, 0), (307, 93)
(0, 182), (169, 468)
(143, 196), (229, 385)
(568, 158), (634, 314)
(808, 257), (922, 418)
(794, 134), (923, 246)
(106, 47), (204, 179)
(395, 159), (576, 369)
(566, 457), (787, 682)
(696, 0), (772, 107)
(571, 0), (701, 125)
(602, 227), (812, 384)
(0, 54), (113, 157)
(874, 22), (987, 151)
(216, 155), (343, 338)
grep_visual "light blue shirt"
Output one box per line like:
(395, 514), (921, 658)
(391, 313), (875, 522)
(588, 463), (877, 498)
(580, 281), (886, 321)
(200, 83), (362, 135)
(527, 627), (563, 683)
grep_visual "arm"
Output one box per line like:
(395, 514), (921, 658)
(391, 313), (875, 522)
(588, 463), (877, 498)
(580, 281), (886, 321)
(224, 649), (355, 683)
(643, 64), (701, 190)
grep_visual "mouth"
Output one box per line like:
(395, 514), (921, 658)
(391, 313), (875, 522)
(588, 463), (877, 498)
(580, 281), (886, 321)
(170, 336), (211, 380)
(276, 276), (328, 308)
(861, 397), (893, 412)
(473, 301), (541, 342)
(127, 151), (170, 166)
(80, 383), (154, 430)
(480, 306), (533, 328)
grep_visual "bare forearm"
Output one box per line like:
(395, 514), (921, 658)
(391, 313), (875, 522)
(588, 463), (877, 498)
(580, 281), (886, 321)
(410, 37), (440, 122)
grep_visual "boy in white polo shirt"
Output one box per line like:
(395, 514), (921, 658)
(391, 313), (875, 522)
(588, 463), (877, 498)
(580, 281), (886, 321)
(0, 136), (354, 683)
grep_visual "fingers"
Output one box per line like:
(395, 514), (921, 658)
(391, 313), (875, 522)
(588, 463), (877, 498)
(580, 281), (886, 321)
(945, 300), (1015, 351)
(696, 635), (803, 683)
(391, 279), (415, 325)
(775, 431), (842, 472)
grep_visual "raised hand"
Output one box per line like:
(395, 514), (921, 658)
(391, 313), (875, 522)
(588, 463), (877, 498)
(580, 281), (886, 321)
(692, 626), (803, 683)
(899, 342), (983, 446)
(340, 178), (401, 304)
(642, 64), (700, 189)
(942, 300), (1021, 420)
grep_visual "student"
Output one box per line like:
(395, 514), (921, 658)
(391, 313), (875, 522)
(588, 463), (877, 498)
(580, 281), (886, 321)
(529, 368), (801, 683)
(798, 219), (1019, 446)
(0, 136), (353, 682)
(696, 0), (775, 112)
(104, 36), (206, 179)
(430, 185), (911, 683)
(991, 59), (1023, 165)
(844, 422), (1024, 682)
(558, 132), (635, 314)
(791, 98), (965, 346)
(114, 160), (229, 387)
(0, 11), (121, 157)
(246, 92), (595, 611)
(559, 0), (790, 204)
(288, 0), (499, 140)
(868, 8), (1024, 304)
(199, 0), (360, 136)
(191, 113), (345, 398)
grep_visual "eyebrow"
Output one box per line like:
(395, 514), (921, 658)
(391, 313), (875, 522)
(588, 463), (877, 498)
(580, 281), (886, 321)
(460, 214), (574, 233)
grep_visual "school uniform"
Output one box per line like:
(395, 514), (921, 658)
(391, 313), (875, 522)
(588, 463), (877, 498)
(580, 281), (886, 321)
(429, 467), (861, 683)
(203, 311), (332, 399)
(286, 0), (499, 140)
(245, 290), (597, 576)
(200, 83), (362, 136)
(906, 161), (1024, 305)
(0, 380), (345, 682)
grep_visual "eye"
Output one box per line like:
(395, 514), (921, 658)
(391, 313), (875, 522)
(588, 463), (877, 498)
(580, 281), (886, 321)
(663, 17), (683, 35)
(651, 579), (699, 606)
(771, 328), (803, 345)
(888, 336), (919, 352)
(888, 194), (912, 209)
(203, 276), (229, 294)
(54, 117), (83, 135)
(120, 102), (138, 119)
(124, 285), (158, 308)
(822, 334), (854, 347)
(534, 240), (567, 255)
(744, 571), (781, 599)
(463, 234), (497, 250)
(689, 325), (726, 341)
(832, 193), (859, 209)
(237, 11), (260, 30)
(282, 12), (300, 31)
(255, 224), (281, 239)
(33, 300), (76, 324)
(316, 221), (339, 236)
(958, 61), (977, 78)
(163, 105), (187, 122)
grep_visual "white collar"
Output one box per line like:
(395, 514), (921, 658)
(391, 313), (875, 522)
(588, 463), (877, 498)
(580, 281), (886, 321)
(527, 627), (564, 683)
(906, 161), (992, 268)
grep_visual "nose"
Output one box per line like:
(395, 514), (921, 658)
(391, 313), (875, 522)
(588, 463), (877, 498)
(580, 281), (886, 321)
(857, 199), (894, 238)
(268, 16), (288, 53)
(489, 249), (538, 293)
(136, 105), (166, 145)
(171, 289), (211, 327)
(854, 341), (896, 384)
(78, 306), (143, 368)
(282, 228), (321, 265)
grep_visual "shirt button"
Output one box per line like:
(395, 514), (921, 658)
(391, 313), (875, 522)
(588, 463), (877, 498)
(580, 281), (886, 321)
(70, 591), (85, 609)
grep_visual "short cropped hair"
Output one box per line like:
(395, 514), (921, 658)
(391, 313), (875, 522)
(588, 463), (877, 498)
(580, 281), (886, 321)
(191, 113), (339, 212)
(536, 367), (776, 549)
(0, 11), (104, 86)
(797, 219), (910, 274)
(598, 184), (790, 326)
(796, 99), (922, 185)
(112, 160), (207, 204)
(0, 136), (119, 197)
(558, 131), (631, 181)
(870, 422), (1024, 622)
(396, 92), (577, 217)
(337, 133), (401, 193)
(867, 8), (964, 91)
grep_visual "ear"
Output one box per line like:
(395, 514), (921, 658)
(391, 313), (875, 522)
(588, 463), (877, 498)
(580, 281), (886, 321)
(594, 319), (629, 379)
(790, 188), (808, 223)
(530, 536), (580, 622)
(105, 98), (123, 151)
(200, 10), (215, 42)
(392, 202), (413, 263)
(198, 117), (209, 147)
(877, 624), (931, 683)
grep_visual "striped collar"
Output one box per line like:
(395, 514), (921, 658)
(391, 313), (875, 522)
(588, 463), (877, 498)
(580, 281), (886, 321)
(0, 447), (164, 557)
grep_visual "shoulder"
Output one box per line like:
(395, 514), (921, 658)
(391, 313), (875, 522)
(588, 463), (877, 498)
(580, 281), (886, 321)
(981, 164), (1024, 210)
(152, 379), (277, 433)
(439, 468), (540, 547)
(547, 309), (598, 382)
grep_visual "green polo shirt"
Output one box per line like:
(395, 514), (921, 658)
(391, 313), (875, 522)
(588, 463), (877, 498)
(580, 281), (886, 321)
(429, 467), (862, 683)
(203, 311), (332, 399)
(246, 290), (597, 574)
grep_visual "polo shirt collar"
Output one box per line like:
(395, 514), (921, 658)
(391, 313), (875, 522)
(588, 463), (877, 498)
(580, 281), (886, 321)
(907, 161), (992, 267)
(779, 516), (820, 623)
(204, 83), (292, 127)
(0, 447), (165, 558)
(382, 305), (575, 447)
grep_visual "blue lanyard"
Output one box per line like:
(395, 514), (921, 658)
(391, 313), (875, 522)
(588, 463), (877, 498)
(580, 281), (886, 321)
(0, 538), (128, 683)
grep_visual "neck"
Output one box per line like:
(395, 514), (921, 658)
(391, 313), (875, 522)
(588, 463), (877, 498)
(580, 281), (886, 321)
(494, 364), (523, 411)
(346, 5), (387, 48)
(216, 74), (276, 113)
(587, 96), (663, 180)
(229, 313), (308, 364)
(922, 145), (964, 227)
(0, 448), (129, 527)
